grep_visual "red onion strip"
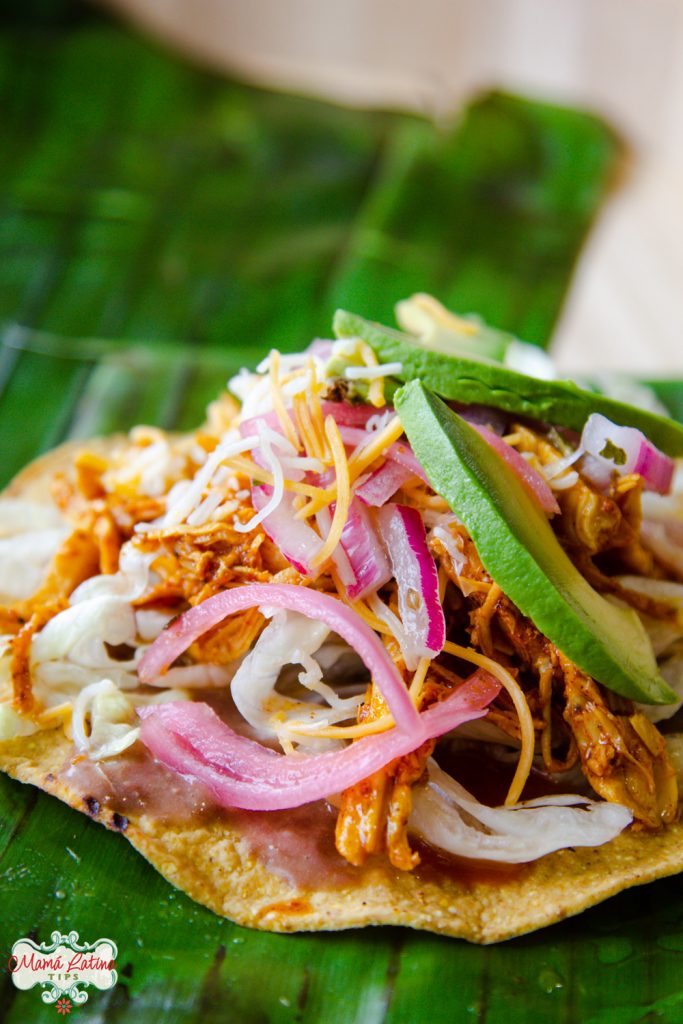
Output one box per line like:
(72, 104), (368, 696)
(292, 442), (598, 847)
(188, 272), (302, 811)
(355, 460), (415, 506)
(138, 583), (421, 734)
(320, 401), (387, 427)
(376, 504), (446, 662)
(336, 498), (392, 600)
(471, 424), (560, 515)
(138, 671), (500, 811)
(383, 441), (430, 484)
(251, 486), (323, 578)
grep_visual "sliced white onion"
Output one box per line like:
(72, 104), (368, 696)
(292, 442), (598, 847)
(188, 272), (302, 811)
(410, 761), (632, 863)
(71, 678), (140, 760)
(135, 608), (175, 642)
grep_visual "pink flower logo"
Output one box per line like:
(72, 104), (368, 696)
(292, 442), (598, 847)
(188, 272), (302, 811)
(55, 997), (72, 1015)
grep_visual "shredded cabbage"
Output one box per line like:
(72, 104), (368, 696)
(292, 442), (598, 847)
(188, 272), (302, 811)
(0, 703), (41, 741)
(410, 761), (633, 862)
(0, 498), (69, 601)
(71, 678), (193, 760)
(230, 608), (361, 749)
(72, 678), (139, 760)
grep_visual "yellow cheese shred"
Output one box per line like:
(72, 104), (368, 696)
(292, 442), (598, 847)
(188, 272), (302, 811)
(297, 415), (405, 519)
(309, 416), (351, 570)
(287, 712), (395, 741)
(225, 456), (322, 499)
(305, 357), (329, 460)
(268, 349), (301, 451)
(287, 655), (432, 741)
(368, 377), (386, 409)
(329, 570), (394, 636)
(294, 393), (330, 467)
(443, 640), (534, 805)
(354, 338), (385, 408)
(408, 656), (432, 703)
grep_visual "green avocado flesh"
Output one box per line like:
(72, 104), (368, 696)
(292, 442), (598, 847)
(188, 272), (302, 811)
(395, 380), (677, 705)
(334, 310), (683, 457)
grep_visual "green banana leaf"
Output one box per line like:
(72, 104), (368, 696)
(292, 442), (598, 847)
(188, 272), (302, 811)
(5, 6), (683, 1024)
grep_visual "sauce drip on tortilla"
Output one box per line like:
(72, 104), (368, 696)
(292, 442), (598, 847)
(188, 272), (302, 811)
(58, 717), (558, 891)
(58, 744), (359, 889)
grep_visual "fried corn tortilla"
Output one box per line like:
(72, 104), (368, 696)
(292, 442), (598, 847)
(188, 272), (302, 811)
(1, 443), (683, 943)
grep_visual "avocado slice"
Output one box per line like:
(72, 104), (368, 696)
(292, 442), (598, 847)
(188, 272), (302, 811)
(335, 310), (683, 457)
(394, 380), (677, 705)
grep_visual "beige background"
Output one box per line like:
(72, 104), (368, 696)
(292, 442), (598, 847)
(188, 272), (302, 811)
(104, 0), (683, 375)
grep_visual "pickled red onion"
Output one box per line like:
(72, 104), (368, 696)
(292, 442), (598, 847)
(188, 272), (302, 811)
(137, 671), (500, 811)
(355, 460), (415, 506)
(335, 498), (392, 600)
(335, 425), (429, 485)
(383, 441), (430, 484)
(138, 583), (421, 733)
(320, 401), (384, 427)
(376, 504), (445, 665)
(472, 424), (560, 515)
(251, 486), (323, 578)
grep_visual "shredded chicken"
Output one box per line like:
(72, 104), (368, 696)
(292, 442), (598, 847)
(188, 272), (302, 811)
(52, 459), (166, 543)
(10, 612), (48, 714)
(335, 673), (444, 870)
(433, 517), (679, 824)
(560, 653), (678, 827)
(511, 424), (657, 572)
(5, 400), (682, 874)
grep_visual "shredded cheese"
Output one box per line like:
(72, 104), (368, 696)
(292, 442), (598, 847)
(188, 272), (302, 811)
(476, 583), (501, 657)
(408, 656), (432, 703)
(443, 640), (534, 805)
(268, 349), (301, 451)
(360, 339), (386, 408)
(233, 427), (285, 534)
(162, 433), (257, 528)
(328, 569), (393, 634)
(309, 417), (350, 570)
(297, 416), (405, 519)
(286, 711), (395, 740)
(305, 357), (328, 459)
(294, 393), (329, 465)
(224, 456), (321, 498)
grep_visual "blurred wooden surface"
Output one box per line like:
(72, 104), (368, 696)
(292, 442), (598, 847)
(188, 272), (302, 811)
(104, 0), (683, 375)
